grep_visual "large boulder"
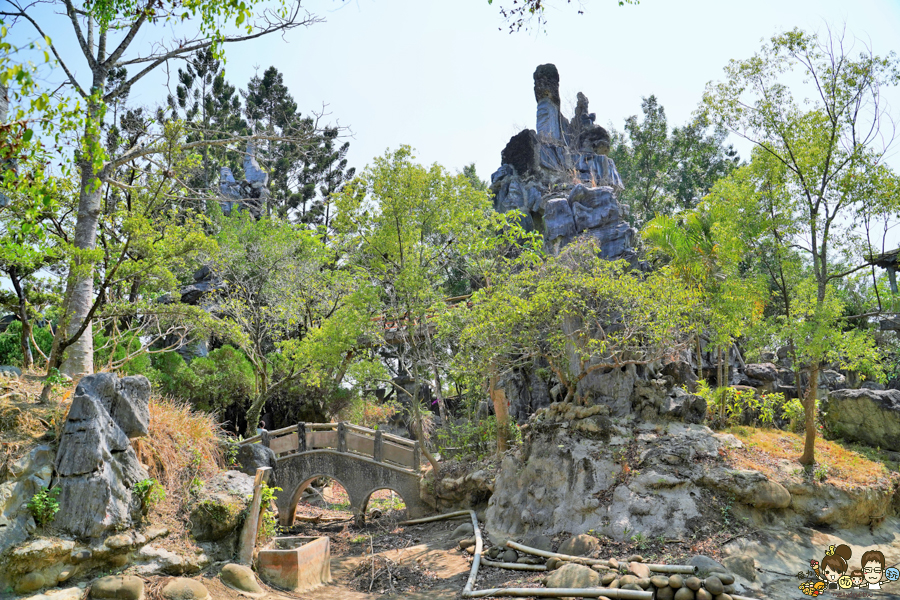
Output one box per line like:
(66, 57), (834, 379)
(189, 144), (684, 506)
(235, 443), (276, 477)
(545, 563), (599, 589)
(189, 470), (253, 543)
(54, 373), (150, 538)
(822, 388), (900, 450)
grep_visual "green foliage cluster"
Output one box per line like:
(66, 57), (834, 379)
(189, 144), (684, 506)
(435, 415), (521, 460)
(132, 478), (166, 516)
(27, 487), (59, 528)
(695, 380), (785, 429)
(0, 321), (53, 367)
(257, 483), (282, 543)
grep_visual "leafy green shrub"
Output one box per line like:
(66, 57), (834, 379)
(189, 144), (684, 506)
(697, 379), (785, 428)
(257, 483), (282, 543)
(27, 487), (60, 527)
(436, 415), (521, 460)
(150, 346), (255, 414)
(0, 321), (54, 367)
(93, 329), (151, 375)
(132, 478), (166, 515)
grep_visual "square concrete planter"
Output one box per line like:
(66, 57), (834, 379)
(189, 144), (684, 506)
(257, 536), (331, 592)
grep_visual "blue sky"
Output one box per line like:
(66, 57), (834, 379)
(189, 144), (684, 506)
(10, 0), (900, 181)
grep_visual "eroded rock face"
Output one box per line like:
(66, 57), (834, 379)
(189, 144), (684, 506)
(54, 373), (150, 539)
(822, 388), (900, 451)
(0, 445), (53, 556)
(491, 64), (636, 260)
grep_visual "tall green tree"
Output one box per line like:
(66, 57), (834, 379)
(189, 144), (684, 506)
(333, 146), (509, 468)
(1, 0), (321, 377)
(609, 95), (738, 227)
(167, 48), (247, 190)
(702, 27), (900, 465)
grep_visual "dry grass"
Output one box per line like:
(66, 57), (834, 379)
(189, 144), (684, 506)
(133, 396), (225, 492)
(725, 426), (897, 490)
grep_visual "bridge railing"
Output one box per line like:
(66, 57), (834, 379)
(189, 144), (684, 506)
(240, 422), (421, 472)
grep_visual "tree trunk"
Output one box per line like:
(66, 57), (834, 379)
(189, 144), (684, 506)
(59, 105), (107, 377)
(409, 377), (440, 477)
(799, 364), (819, 466)
(489, 364), (509, 453)
(9, 268), (33, 369)
(695, 332), (703, 380)
(717, 347), (725, 425)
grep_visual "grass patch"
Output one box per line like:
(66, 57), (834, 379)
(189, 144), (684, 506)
(725, 426), (897, 490)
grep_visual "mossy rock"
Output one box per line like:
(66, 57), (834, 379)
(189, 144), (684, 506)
(189, 495), (245, 542)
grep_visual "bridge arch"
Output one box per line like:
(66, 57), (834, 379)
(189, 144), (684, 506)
(360, 485), (410, 518)
(273, 450), (428, 525)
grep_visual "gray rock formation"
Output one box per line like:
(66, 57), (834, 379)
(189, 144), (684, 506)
(0, 445), (54, 556)
(54, 373), (150, 538)
(235, 443), (277, 478)
(822, 388), (900, 451)
(188, 470), (253, 544)
(491, 64), (635, 259)
(218, 142), (268, 218)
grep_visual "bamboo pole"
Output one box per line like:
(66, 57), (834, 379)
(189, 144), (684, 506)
(400, 510), (471, 525)
(506, 540), (612, 567)
(481, 558), (547, 571)
(464, 588), (652, 599)
(645, 564), (699, 575)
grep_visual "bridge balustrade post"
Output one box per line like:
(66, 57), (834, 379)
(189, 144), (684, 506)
(337, 422), (347, 453)
(297, 422), (307, 452)
(412, 440), (421, 471)
(260, 429), (271, 449)
(374, 430), (383, 462)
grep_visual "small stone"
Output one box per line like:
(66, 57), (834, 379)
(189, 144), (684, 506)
(714, 571), (736, 585)
(628, 562), (651, 578)
(715, 594), (732, 600)
(651, 575), (670, 587)
(622, 583), (643, 591)
(636, 577), (651, 589)
(704, 576), (724, 595)
(487, 547), (500, 559)
(656, 587), (675, 600)
(723, 584), (735, 593)
(685, 576), (702, 590)
(558, 533), (599, 557)
(501, 548), (518, 563)
(628, 554), (644, 563)
(601, 572), (617, 585)
(70, 549), (92, 563)
(104, 533), (134, 550)
(696, 590), (713, 600)
(669, 574), (684, 588)
(674, 587), (695, 600)
(161, 578), (209, 600)
(547, 557), (561, 570)
(90, 575), (145, 600)
(463, 545), (475, 555)
(15, 572), (46, 594)
(619, 575), (637, 586)
(545, 563), (600, 588)
(220, 563), (263, 594)
(689, 555), (725, 576)
(145, 526), (169, 540)
(608, 557), (619, 569)
(449, 523), (474, 540)
(459, 538), (475, 550)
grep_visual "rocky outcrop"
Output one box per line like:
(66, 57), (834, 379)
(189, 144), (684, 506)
(822, 388), (900, 451)
(0, 445), (53, 556)
(490, 64), (636, 260)
(218, 141), (268, 219)
(54, 373), (150, 539)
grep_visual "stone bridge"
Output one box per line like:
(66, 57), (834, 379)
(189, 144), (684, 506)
(241, 422), (429, 525)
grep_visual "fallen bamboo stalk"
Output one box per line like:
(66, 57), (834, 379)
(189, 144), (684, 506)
(506, 540), (611, 567)
(463, 587), (653, 599)
(400, 510), (471, 525)
(481, 558), (547, 571)
(645, 564), (699, 575)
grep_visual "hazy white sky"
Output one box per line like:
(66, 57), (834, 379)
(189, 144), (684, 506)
(12, 0), (900, 181)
